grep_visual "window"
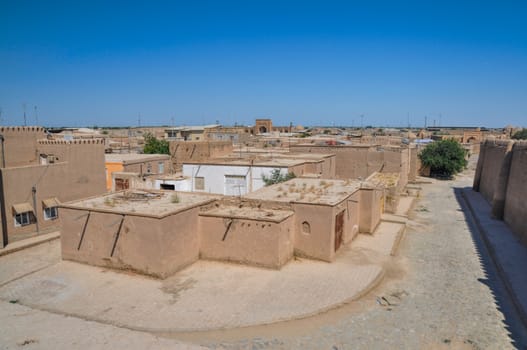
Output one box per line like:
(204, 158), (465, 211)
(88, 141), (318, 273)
(302, 221), (311, 234)
(146, 163), (152, 173)
(14, 212), (31, 227)
(44, 207), (58, 220)
(160, 183), (175, 190)
(158, 162), (164, 174)
(194, 177), (205, 190)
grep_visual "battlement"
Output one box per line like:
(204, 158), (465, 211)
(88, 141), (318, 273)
(0, 126), (44, 133)
(38, 138), (105, 145)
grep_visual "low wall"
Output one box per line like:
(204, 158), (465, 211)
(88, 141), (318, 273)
(199, 215), (294, 269)
(473, 140), (527, 243)
(60, 207), (200, 278)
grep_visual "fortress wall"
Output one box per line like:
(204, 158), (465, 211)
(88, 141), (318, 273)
(503, 141), (527, 242)
(474, 140), (527, 243)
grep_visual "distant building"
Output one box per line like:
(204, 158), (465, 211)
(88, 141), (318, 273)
(105, 153), (171, 191)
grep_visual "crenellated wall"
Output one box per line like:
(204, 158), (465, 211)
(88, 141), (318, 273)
(0, 126), (46, 167)
(473, 140), (527, 243)
(0, 132), (107, 246)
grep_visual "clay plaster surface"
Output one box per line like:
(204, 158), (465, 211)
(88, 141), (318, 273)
(65, 191), (218, 216)
(245, 178), (361, 205)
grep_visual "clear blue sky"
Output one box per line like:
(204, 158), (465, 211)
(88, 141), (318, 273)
(1, 1), (526, 128)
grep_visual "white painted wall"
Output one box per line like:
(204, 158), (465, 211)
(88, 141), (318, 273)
(182, 164), (289, 195)
(153, 178), (191, 191)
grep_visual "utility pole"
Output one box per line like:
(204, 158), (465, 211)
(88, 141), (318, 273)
(34, 106), (38, 125)
(23, 103), (27, 126)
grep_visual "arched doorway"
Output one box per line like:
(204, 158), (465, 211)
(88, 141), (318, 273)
(259, 126), (267, 133)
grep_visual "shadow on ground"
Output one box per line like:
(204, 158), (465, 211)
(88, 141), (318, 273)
(454, 186), (527, 349)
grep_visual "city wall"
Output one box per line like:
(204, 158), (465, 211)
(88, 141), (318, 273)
(473, 140), (527, 243)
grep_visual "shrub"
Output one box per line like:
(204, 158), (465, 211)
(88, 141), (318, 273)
(512, 128), (527, 140)
(143, 132), (170, 154)
(419, 139), (467, 178)
(262, 169), (296, 186)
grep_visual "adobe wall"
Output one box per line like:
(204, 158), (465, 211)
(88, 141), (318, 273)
(503, 141), (527, 242)
(198, 215), (294, 269)
(473, 140), (512, 203)
(122, 158), (171, 175)
(60, 206), (201, 278)
(0, 126), (46, 167)
(289, 144), (413, 185)
(290, 145), (378, 179)
(291, 203), (336, 262)
(359, 188), (383, 233)
(37, 140), (107, 201)
(474, 140), (527, 244)
(0, 139), (107, 244)
(1, 163), (68, 237)
(169, 140), (233, 171)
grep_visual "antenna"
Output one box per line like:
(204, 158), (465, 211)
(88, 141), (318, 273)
(138, 113), (141, 127)
(34, 105), (38, 125)
(23, 103), (27, 126)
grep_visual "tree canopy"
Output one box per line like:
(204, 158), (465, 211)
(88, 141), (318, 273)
(511, 128), (527, 140)
(419, 139), (467, 178)
(262, 169), (296, 186)
(143, 132), (170, 154)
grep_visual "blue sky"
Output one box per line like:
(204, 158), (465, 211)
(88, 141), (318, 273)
(1, 1), (526, 127)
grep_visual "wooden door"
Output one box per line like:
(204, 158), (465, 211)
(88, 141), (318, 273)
(334, 210), (344, 252)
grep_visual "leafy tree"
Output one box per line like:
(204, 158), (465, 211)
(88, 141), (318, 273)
(262, 169), (296, 186)
(512, 128), (527, 140)
(143, 132), (170, 154)
(419, 139), (467, 178)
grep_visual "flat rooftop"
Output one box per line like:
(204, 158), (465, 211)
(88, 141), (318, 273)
(105, 153), (170, 163)
(245, 178), (361, 206)
(184, 157), (308, 167)
(200, 205), (294, 223)
(62, 191), (219, 217)
(366, 172), (400, 188)
(184, 152), (334, 167)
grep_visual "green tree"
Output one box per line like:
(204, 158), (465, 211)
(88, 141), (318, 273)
(143, 132), (170, 154)
(419, 139), (467, 178)
(511, 128), (527, 140)
(262, 169), (296, 186)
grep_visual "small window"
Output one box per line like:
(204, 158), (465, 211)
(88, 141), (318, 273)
(160, 183), (175, 190)
(195, 177), (205, 190)
(302, 221), (311, 234)
(146, 163), (152, 173)
(44, 207), (58, 220)
(14, 212), (31, 227)
(158, 162), (164, 174)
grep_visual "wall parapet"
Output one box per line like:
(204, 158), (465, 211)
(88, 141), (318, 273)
(38, 139), (105, 145)
(0, 126), (44, 133)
